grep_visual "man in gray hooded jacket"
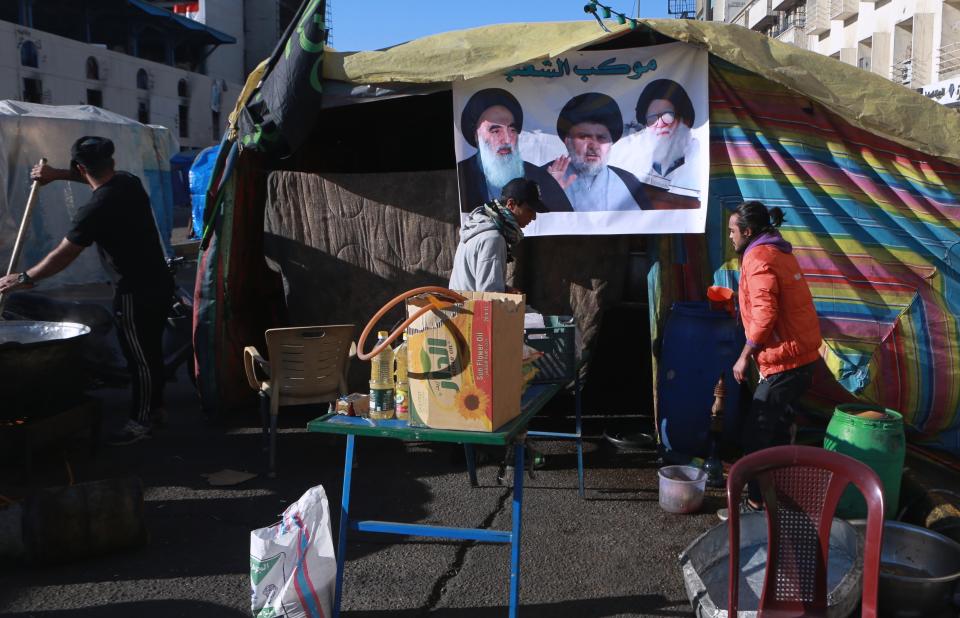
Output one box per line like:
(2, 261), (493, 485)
(449, 177), (548, 292)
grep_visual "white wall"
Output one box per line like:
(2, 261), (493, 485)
(200, 0), (246, 85)
(806, 0), (946, 87)
(243, 0), (280, 74)
(0, 20), (242, 150)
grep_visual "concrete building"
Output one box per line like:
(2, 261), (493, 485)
(0, 1), (302, 151)
(696, 0), (960, 108)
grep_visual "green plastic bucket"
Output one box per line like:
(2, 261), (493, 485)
(823, 404), (905, 519)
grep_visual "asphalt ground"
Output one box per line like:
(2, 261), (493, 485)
(0, 362), (726, 618)
(6, 244), (957, 617)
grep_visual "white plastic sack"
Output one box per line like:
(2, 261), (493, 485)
(250, 484), (336, 618)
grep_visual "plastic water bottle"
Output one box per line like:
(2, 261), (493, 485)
(394, 333), (409, 421)
(369, 330), (395, 420)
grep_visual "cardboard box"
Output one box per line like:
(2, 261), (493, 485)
(405, 291), (524, 431)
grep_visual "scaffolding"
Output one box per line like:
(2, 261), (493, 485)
(668, 0), (696, 19)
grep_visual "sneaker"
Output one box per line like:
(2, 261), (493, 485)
(106, 419), (153, 446)
(717, 498), (763, 522)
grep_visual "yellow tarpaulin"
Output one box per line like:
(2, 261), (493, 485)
(316, 19), (960, 167)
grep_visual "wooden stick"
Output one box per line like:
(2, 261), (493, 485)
(0, 157), (47, 317)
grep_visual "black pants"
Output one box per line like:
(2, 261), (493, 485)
(114, 291), (168, 424)
(740, 362), (815, 503)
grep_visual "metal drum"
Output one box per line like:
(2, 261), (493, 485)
(0, 320), (92, 414)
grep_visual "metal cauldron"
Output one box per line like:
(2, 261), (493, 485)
(850, 519), (960, 617)
(0, 320), (92, 414)
(679, 511), (863, 617)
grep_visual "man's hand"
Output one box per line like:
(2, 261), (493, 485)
(732, 355), (750, 383)
(547, 156), (577, 190)
(30, 163), (74, 185)
(31, 162), (56, 185)
(0, 273), (34, 294)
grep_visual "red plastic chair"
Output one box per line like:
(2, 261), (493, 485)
(727, 445), (885, 618)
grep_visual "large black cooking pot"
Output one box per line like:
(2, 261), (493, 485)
(0, 320), (92, 415)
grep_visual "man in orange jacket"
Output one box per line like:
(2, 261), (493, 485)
(723, 200), (822, 518)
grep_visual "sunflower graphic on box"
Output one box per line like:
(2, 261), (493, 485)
(455, 383), (490, 421)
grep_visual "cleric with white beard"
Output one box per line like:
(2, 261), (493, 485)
(456, 88), (573, 212)
(609, 79), (701, 197)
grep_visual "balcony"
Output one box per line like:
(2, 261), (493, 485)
(938, 40), (960, 80)
(748, 0), (777, 30)
(723, 0), (747, 26)
(805, 0), (831, 34)
(773, 13), (808, 49)
(830, 0), (858, 20)
(772, 0), (799, 11)
(892, 56), (913, 85)
(776, 25), (809, 48)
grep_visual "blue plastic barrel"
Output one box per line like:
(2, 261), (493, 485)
(658, 301), (744, 458)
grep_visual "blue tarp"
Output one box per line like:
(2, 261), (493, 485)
(171, 150), (199, 209)
(190, 145), (220, 239)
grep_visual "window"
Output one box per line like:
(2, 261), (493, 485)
(177, 78), (189, 98)
(212, 110), (221, 141)
(138, 101), (150, 124)
(86, 89), (103, 107)
(22, 78), (43, 103)
(178, 104), (189, 137)
(86, 57), (99, 80)
(137, 69), (149, 90)
(20, 41), (38, 67)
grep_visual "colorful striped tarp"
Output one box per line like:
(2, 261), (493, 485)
(652, 58), (960, 452)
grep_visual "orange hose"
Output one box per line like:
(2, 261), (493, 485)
(356, 286), (467, 361)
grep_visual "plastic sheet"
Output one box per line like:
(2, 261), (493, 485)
(0, 101), (177, 288)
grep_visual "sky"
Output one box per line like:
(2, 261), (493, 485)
(329, 0), (673, 52)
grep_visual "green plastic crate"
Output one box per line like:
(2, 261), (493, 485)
(523, 316), (576, 384)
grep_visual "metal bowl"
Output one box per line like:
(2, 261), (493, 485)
(0, 320), (92, 414)
(850, 519), (960, 617)
(679, 511), (863, 617)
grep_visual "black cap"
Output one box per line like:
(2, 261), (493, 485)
(556, 92), (623, 143)
(460, 88), (523, 148)
(500, 178), (548, 213)
(70, 136), (115, 168)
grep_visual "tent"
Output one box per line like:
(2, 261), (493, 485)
(194, 8), (960, 454)
(0, 101), (178, 287)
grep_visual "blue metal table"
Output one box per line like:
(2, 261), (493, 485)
(306, 382), (563, 618)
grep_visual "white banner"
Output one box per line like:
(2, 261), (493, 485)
(453, 42), (709, 236)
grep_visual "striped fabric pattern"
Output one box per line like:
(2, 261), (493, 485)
(655, 59), (960, 452)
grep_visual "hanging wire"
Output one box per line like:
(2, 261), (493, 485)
(583, 2), (612, 32)
(583, 1), (642, 31)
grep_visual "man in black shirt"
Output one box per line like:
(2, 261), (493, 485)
(0, 136), (174, 445)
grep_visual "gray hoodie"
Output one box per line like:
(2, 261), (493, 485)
(448, 209), (508, 292)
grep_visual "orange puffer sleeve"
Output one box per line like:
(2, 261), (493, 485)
(742, 251), (779, 348)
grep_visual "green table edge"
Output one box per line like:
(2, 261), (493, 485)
(307, 383), (563, 445)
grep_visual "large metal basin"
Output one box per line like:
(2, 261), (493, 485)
(850, 519), (960, 617)
(0, 320), (92, 414)
(679, 511), (863, 617)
